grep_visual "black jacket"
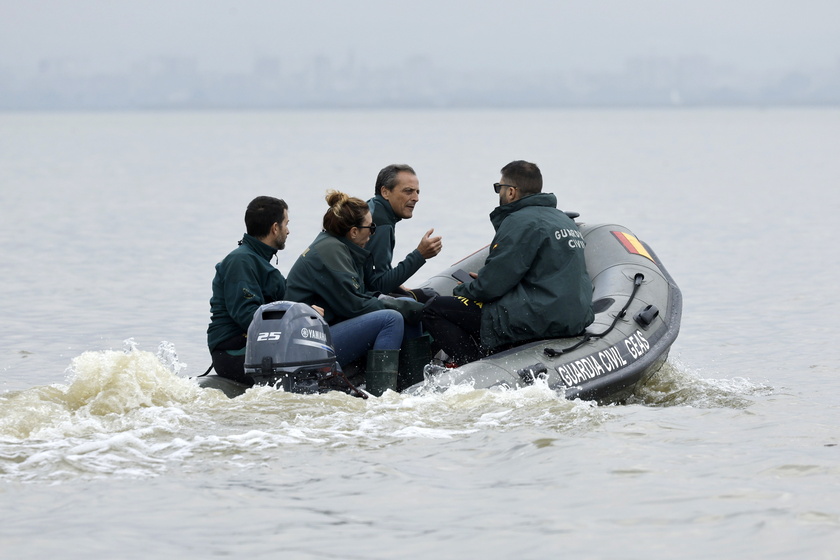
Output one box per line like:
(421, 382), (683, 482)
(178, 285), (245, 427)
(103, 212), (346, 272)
(285, 231), (423, 325)
(365, 194), (426, 293)
(207, 234), (286, 351)
(453, 193), (594, 349)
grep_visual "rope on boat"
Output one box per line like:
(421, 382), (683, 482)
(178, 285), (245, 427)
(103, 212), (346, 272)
(317, 368), (369, 399)
(543, 273), (645, 358)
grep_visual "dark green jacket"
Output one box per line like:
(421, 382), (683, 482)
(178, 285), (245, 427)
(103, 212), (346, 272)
(207, 234), (286, 351)
(366, 194), (425, 293)
(285, 231), (423, 325)
(453, 193), (594, 350)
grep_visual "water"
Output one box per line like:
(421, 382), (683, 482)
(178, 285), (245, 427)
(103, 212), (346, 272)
(1, 109), (839, 558)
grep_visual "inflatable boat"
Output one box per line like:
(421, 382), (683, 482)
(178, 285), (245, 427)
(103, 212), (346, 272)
(412, 221), (682, 402)
(197, 220), (681, 404)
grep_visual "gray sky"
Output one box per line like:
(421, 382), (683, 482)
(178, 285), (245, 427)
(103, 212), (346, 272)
(2, 0), (839, 74)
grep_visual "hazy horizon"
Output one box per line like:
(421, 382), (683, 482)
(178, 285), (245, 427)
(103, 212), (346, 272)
(2, 1), (838, 109)
(3, 0), (839, 74)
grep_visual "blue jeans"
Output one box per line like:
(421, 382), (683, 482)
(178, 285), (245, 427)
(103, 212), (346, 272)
(330, 309), (404, 367)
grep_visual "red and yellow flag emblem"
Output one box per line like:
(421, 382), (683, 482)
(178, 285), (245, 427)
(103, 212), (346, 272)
(612, 231), (654, 262)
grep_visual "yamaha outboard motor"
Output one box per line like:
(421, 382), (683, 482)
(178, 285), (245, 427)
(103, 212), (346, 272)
(244, 301), (337, 394)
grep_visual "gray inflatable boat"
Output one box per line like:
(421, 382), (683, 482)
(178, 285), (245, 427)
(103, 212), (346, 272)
(411, 221), (682, 403)
(197, 221), (681, 403)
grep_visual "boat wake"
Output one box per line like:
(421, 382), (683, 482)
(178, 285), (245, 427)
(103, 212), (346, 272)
(0, 343), (768, 484)
(627, 358), (773, 408)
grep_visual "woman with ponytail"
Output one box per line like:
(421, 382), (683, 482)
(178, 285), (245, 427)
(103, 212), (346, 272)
(286, 191), (425, 393)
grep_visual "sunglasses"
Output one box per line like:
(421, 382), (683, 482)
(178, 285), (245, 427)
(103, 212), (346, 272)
(493, 183), (518, 193)
(357, 222), (377, 235)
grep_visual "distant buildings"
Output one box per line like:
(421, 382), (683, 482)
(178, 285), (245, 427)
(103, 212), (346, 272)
(0, 54), (838, 110)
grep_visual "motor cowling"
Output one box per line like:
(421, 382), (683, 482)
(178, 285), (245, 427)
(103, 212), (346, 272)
(244, 301), (337, 393)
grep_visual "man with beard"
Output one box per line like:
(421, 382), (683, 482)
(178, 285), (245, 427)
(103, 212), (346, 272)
(207, 196), (290, 384)
(423, 161), (594, 365)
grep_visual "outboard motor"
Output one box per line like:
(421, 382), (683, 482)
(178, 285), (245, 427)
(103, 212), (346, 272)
(244, 301), (337, 394)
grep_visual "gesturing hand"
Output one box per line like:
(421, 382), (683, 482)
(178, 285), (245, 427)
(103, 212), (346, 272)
(417, 228), (443, 260)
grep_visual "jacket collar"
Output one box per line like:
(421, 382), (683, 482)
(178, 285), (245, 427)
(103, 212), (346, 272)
(240, 233), (278, 261)
(489, 192), (558, 231)
(371, 194), (401, 225)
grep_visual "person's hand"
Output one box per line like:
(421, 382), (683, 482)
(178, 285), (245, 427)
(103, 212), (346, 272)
(312, 305), (325, 316)
(417, 228), (442, 260)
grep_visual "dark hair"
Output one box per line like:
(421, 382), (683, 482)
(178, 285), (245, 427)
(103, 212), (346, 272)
(245, 196), (288, 238)
(375, 164), (416, 196)
(323, 190), (370, 236)
(500, 160), (542, 196)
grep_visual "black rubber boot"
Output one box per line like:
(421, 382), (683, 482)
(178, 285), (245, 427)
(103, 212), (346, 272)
(397, 334), (433, 391)
(365, 349), (400, 396)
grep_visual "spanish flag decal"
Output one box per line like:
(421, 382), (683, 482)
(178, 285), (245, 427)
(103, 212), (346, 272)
(612, 231), (654, 261)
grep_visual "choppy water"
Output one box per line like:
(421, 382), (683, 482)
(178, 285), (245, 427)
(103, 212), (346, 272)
(1, 109), (839, 559)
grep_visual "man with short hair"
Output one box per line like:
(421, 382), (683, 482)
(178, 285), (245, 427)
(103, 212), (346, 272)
(366, 164), (442, 297)
(424, 160), (594, 364)
(207, 196), (290, 384)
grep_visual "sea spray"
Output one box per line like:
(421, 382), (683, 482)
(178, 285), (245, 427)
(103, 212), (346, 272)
(155, 340), (188, 375)
(1, 353), (765, 483)
(62, 344), (198, 416)
(0, 344), (202, 441)
(627, 359), (773, 408)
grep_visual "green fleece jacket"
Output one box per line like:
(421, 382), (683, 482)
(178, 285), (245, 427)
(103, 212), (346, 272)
(285, 231), (423, 325)
(365, 194), (426, 293)
(453, 193), (594, 350)
(207, 234), (286, 351)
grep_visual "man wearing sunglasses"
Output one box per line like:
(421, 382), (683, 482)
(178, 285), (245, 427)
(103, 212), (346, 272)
(366, 164), (443, 299)
(424, 160), (594, 365)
